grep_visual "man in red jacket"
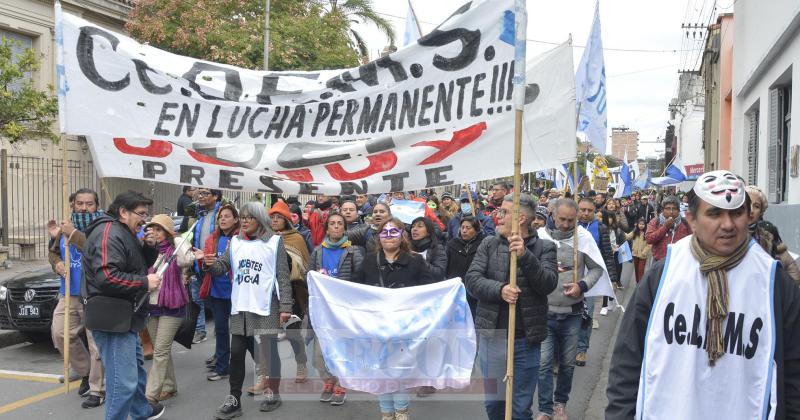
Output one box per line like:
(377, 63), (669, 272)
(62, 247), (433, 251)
(645, 195), (691, 261)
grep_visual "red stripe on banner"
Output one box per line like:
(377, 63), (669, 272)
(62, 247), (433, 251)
(186, 149), (235, 167)
(412, 122), (487, 165)
(324, 151), (397, 181)
(113, 138), (172, 158)
(276, 169), (314, 182)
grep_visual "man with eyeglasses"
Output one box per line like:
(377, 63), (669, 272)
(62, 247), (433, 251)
(82, 191), (166, 419)
(190, 188), (222, 345)
(466, 193), (558, 420)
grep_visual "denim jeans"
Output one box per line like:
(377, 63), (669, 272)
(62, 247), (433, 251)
(538, 313), (582, 415)
(378, 392), (410, 413)
(479, 335), (540, 420)
(207, 297), (231, 375)
(93, 330), (153, 420)
(577, 297), (594, 353)
(190, 275), (206, 334)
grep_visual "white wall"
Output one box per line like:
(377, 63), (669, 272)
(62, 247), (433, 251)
(732, 0), (800, 205)
(677, 101), (705, 168)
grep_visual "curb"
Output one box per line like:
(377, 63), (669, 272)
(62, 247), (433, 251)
(0, 330), (27, 350)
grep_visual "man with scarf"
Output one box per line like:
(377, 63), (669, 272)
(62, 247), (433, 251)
(47, 188), (106, 408)
(606, 170), (800, 419)
(645, 195), (692, 262)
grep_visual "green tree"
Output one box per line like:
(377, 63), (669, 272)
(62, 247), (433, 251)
(326, 0), (396, 58)
(126, 0), (360, 71)
(0, 37), (58, 144)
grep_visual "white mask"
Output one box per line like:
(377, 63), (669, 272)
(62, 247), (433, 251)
(693, 170), (745, 210)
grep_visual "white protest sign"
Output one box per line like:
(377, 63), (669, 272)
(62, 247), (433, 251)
(307, 271), (476, 395)
(59, 0), (524, 144)
(390, 200), (427, 224)
(86, 42), (577, 195)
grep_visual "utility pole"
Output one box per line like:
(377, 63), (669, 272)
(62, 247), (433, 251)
(263, 0), (270, 71)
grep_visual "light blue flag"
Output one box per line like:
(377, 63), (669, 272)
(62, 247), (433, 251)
(635, 168), (651, 191)
(403, 1), (422, 46)
(619, 149), (632, 196)
(575, 2), (607, 153)
(617, 241), (633, 264)
(663, 157), (687, 182)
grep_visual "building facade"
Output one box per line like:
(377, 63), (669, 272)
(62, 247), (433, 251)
(701, 13), (734, 172)
(610, 127), (639, 161)
(731, 0), (800, 251)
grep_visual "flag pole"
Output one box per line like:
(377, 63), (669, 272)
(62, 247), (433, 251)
(54, 1), (71, 394)
(504, 2), (526, 419)
(464, 183), (477, 216)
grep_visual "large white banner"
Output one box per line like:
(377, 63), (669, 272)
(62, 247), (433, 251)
(59, 0), (531, 144)
(307, 271), (476, 395)
(87, 43), (576, 194)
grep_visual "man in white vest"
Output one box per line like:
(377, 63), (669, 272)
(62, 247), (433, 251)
(606, 170), (800, 419)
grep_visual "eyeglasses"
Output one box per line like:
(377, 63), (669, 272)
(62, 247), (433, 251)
(197, 191), (212, 197)
(379, 227), (403, 239)
(240, 215), (255, 221)
(132, 210), (149, 219)
(496, 209), (509, 218)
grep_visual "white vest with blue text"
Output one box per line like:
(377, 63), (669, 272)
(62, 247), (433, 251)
(230, 235), (281, 317)
(636, 236), (777, 419)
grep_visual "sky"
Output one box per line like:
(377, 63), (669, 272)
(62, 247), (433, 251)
(354, 0), (733, 159)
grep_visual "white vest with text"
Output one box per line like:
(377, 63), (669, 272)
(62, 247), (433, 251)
(636, 236), (777, 420)
(230, 235), (281, 316)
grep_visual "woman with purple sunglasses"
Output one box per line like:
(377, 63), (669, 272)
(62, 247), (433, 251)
(353, 217), (435, 420)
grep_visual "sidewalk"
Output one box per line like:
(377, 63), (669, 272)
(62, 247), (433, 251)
(0, 259), (52, 349)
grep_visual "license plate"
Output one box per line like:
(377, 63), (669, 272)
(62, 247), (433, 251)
(16, 304), (40, 318)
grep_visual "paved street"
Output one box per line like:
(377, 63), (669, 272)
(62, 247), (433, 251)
(0, 264), (634, 420)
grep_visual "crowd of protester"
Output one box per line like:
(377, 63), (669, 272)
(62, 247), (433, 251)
(43, 173), (800, 420)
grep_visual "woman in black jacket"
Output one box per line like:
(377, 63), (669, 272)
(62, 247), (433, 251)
(409, 216), (447, 281)
(353, 217), (434, 419)
(445, 216), (485, 317)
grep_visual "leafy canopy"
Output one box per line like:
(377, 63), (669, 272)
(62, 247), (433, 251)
(0, 37), (58, 144)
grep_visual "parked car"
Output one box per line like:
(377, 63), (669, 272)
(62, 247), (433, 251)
(0, 268), (61, 343)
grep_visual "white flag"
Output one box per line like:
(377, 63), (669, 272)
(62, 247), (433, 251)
(538, 226), (617, 299)
(575, 1), (608, 153)
(403, 0), (422, 46)
(307, 272), (476, 395)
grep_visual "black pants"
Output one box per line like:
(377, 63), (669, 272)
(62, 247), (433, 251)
(229, 334), (281, 399)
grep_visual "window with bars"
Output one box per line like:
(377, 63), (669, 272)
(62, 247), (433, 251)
(747, 108), (759, 185)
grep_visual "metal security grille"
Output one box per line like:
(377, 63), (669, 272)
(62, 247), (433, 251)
(747, 109), (759, 185)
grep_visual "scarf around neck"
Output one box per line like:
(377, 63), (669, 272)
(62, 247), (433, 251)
(690, 234), (751, 365)
(150, 240), (188, 309)
(71, 211), (103, 232)
(322, 235), (351, 249)
(411, 237), (433, 252)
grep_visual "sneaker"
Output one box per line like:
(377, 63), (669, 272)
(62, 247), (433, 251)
(575, 352), (587, 367)
(320, 381), (334, 402)
(192, 331), (207, 344)
(330, 385), (346, 406)
(148, 402), (166, 420)
(258, 389), (282, 412)
(381, 412), (396, 420)
(214, 395), (242, 420)
(592, 319), (600, 329)
(77, 376), (91, 397)
(600, 307), (609, 316)
(81, 394), (104, 409)
(534, 414), (553, 420)
(395, 408), (409, 420)
(205, 355), (217, 367)
(246, 375), (269, 395)
(416, 386), (436, 397)
(553, 402), (568, 420)
(208, 371), (229, 381)
(295, 363), (308, 383)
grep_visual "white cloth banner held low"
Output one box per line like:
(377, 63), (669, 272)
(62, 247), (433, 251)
(85, 42), (576, 195)
(307, 271), (477, 395)
(59, 0), (528, 144)
(537, 226), (616, 299)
